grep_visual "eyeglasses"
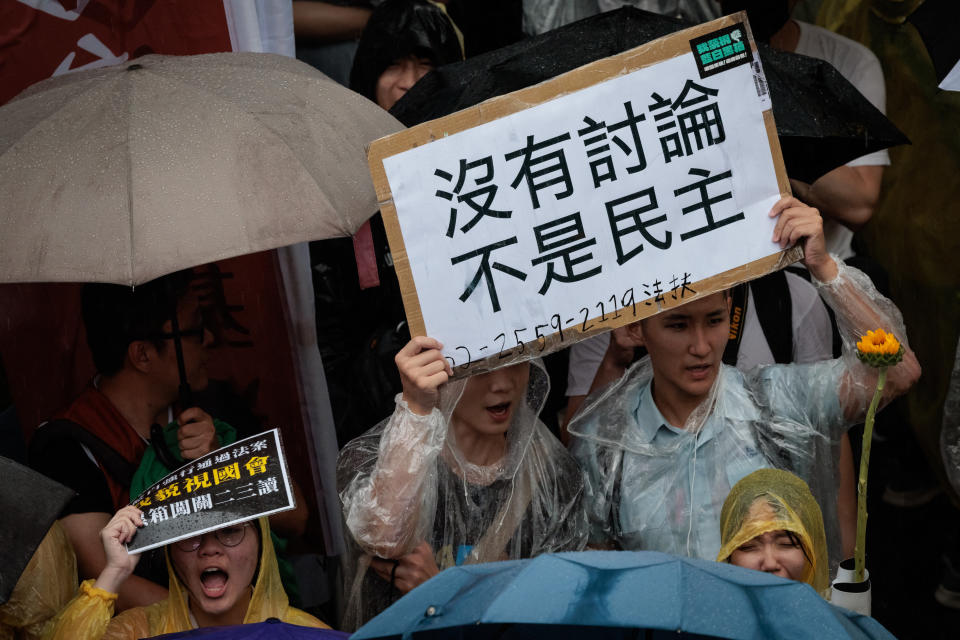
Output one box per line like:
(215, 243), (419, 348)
(174, 523), (251, 552)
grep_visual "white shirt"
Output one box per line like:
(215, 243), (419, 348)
(795, 21), (890, 259)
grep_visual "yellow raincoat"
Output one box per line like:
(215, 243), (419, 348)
(44, 518), (327, 639)
(0, 522), (77, 640)
(716, 468), (830, 595)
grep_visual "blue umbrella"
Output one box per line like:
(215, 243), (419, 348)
(149, 619), (349, 639)
(352, 551), (894, 640)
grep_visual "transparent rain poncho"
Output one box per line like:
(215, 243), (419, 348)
(569, 260), (912, 575)
(717, 468), (830, 596)
(337, 359), (588, 630)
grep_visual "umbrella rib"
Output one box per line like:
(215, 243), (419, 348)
(232, 88), (349, 231)
(0, 77), (112, 156)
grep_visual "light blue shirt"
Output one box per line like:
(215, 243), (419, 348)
(570, 360), (847, 562)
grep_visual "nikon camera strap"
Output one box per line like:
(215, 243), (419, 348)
(722, 283), (749, 366)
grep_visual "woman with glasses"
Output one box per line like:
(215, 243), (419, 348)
(45, 506), (329, 638)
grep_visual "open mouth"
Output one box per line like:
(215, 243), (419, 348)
(486, 401), (512, 422)
(200, 567), (229, 598)
(686, 364), (712, 380)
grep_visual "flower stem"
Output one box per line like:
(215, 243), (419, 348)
(855, 366), (886, 582)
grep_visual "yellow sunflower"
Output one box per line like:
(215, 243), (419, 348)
(856, 328), (904, 367)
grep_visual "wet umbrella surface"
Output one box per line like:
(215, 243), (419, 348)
(0, 52), (402, 287)
(352, 551), (896, 640)
(391, 8), (908, 184)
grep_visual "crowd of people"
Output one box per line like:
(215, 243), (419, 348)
(0, 1), (954, 638)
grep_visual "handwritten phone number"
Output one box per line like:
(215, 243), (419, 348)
(446, 274), (697, 370)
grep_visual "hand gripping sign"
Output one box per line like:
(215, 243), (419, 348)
(126, 429), (295, 553)
(367, 13), (800, 378)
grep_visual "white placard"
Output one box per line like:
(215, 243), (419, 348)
(374, 18), (788, 372)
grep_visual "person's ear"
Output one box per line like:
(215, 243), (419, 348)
(623, 320), (646, 348)
(127, 340), (153, 374)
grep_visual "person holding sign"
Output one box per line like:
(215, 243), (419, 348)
(337, 348), (588, 629)
(45, 506), (329, 639)
(568, 197), (920, 570)
(29, 271), (219, 610)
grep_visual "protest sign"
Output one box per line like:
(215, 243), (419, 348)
(127, 429), (294, 553)
(368, 13), (799, 377)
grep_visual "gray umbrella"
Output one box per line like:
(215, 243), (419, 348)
(0, 52), (402, 286)
(0, 51), (402, 468)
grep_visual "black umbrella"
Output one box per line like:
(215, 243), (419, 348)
(0, 456), (74, 604)
(909, 0), (960, 86)
(391, 7), (909, 184)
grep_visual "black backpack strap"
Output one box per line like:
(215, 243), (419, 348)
(30, 419), (137, 490)
(722, 283), (749, 366)
(748, 271), (794, 365)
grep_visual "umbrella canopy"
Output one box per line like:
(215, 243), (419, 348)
(909, 0), (960, 88)
(0, 456), (74, 604)
(352, 551), (895, 640)
(0, 52), (403, 286)
(390, 7), (908, 184)
(148, 619), (349, 639)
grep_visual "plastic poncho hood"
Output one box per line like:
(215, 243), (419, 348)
(162, 517), (285, 629)
(717, 468), (830, 595)
(349, 0), (464, 103)
(337, 359), (588, 630)
(44, 518), (325, 639)
(113, 517), (321, 636)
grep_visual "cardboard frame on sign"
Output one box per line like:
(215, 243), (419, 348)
(367, 12), (800, 379)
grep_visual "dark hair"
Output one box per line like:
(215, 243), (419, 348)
(81, 270), (194, 376)
(784, 529), (813, 567)
(349, 0), (463, 103)
(725, 528), (813, 568)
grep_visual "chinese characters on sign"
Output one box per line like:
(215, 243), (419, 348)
(372, 18), (786, 374)
(127, 429), (294, 553)
(437, 80), (734, 314)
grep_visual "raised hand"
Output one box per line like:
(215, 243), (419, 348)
(95, 506), (144, 593)
(769, 195), (837, 282)
(396, 337), (453, 416)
